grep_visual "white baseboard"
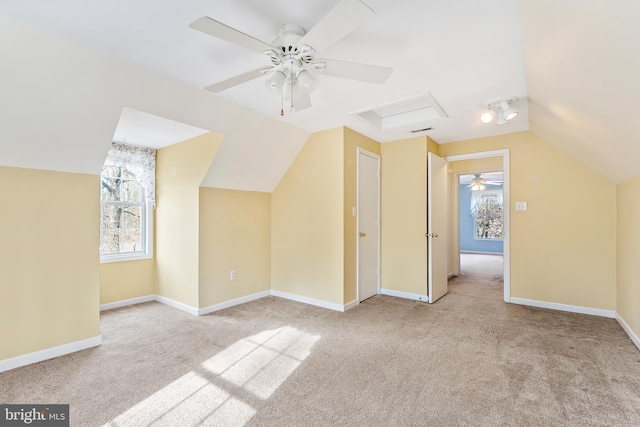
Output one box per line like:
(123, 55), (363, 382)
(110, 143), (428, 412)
(154, 295), (199, 316)
(616, 313), (640, 351)
(198, 291), (271, 315)
(510, 297), (616, 318)
(343, 299), (358, 311)
(0, 335), (102, 373)
(380, 288), (429, 302)
(100, 294), (198, 316)
(270, 290), (346, 312)
(100, 295), (155, 311)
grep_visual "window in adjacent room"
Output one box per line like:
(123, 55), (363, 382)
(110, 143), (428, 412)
(100, 142), (155, 262)
(472, 190), (503, 240)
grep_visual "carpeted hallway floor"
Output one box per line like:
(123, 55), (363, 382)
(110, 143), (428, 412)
(448, 253), (504, 301)
(1, 294), (639, 426)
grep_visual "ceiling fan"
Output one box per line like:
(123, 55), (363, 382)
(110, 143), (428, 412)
(189, 0), (392, 115)
(467, 174), (503, 190)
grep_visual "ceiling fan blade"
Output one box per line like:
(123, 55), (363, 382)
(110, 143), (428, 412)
(190, 17), (274, 54)
(204, 68), (270, 93)
(297, 0), (375, 52)
(310, 58), (392, 84)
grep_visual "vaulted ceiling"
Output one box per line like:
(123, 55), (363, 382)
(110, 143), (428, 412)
(0, 0), (638, 188)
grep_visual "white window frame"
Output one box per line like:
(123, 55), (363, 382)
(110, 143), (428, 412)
(100, 169), (153, 264)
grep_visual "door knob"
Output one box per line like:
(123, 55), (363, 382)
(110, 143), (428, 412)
(359, 232), (367, 237)
(425, 233), (439, 238)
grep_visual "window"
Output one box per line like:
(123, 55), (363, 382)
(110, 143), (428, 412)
(100, 142), (155, 262)
(472, 190), (503, 240)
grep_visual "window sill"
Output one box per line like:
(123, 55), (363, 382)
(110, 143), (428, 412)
(100, 253), (153, 264)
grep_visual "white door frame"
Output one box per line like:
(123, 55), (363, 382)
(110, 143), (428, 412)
(356, 147), (381, 303)
(445, 149), (511, 302)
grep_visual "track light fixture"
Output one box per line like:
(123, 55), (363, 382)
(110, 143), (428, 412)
(496, 110), (511, 126)
(500, 100), (518, 121)
(480, 97), (519, 125)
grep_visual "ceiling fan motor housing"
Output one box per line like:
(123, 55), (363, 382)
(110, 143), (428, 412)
(271, 24), (314, 64)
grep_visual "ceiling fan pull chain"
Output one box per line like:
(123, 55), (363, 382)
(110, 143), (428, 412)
(290, 61), (295, 113)
(280, 87), (284, 116)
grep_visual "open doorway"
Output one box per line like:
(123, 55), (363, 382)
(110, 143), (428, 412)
(448, 171), (504, 301)
(444, 149), (511, 302)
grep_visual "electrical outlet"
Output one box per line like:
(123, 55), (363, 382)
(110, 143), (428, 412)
(230, 270), (236, 281)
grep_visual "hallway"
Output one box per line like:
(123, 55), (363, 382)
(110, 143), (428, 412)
(448, 253), (503, 301)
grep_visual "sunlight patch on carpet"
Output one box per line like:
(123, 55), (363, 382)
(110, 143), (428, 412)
(104, 326), (318, 426)
(104, 371), (255, 426)
(202, 326), (320, 399)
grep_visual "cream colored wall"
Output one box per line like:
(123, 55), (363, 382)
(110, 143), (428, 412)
(156, 133), (223, 308)
(439, 131), (616, 310)
(343, 127), (381, 304)
(449, 158), (503, 175)
(616, 177), (640, 338)
(100, 259), (155, 304)
(271, 127), (345, 304)
(380, 137), (429, 296)
(0, 167), (100, 360)
(199, 188), (271, 307)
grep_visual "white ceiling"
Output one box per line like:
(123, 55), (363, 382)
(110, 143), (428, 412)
(1, 1), (639, 185)
(0, 0), (529, 145)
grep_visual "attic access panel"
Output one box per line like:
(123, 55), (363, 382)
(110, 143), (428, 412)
(351, 93), (448, 131)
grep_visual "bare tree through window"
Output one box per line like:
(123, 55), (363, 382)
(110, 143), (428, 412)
(100, 166), (144, 254)
(473, 191), (503, 240)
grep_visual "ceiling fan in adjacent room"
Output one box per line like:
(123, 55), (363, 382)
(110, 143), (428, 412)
(189, 0), (392, 115)
(467, 174), (503, 191)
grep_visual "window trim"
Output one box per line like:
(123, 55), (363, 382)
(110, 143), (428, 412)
(100, 190), (153, 264)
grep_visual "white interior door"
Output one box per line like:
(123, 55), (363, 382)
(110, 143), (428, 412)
(428, 152), (448, 303)
(357, 149), (380, 302)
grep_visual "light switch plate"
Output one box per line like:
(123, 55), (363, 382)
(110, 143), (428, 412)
(515, 202), (527, 211)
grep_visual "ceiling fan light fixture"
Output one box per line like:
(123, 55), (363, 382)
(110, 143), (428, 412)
(296, 69), (318, 93)
(265, 70), (286, 94)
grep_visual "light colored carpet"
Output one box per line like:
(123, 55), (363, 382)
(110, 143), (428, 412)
(1, 295), (639, 426)
(448, 253), (504, 301)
